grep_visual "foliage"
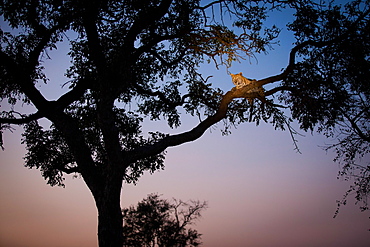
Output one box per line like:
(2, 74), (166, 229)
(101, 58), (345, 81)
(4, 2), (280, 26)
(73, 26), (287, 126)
(1, 0), (369, 245)
(0, 1), (297, 245)
(0, 0), (292, 186)
(280, 0), (370, 213)
(122, 194), (207, 247)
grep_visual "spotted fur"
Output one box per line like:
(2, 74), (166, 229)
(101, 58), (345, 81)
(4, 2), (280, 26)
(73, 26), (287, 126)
(230, 72), (264, 100)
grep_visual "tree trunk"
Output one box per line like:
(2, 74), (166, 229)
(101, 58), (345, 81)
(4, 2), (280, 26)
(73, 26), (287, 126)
(91, 177), (123, 247)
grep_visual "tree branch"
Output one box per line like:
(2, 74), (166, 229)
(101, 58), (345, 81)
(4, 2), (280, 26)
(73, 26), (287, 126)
(54, 78), (89, 110)
(26, 5), (71, 74)
(46, 112), (100, 182)
(265, 86), (295, 96)
(134, 33), (181, 59)
(256, 6), (370, 88)
(149, 49), (187, 68)
(341, 109), (370, 143)
(52, 158), (80, 174)
(125, 86), (251, 163)
(126, 28), (360, 164)
(0, 112), (43, 125)
(125, 35), (341, 164)
(82, 14), (108, 74)
(58, 165), (80, 174)
(125, 0), (174, 48)
(28, 26), (55, 69)
(197, 0), (225, 10)
(133, 82), (189, 108)
(0, 43), (51, 111)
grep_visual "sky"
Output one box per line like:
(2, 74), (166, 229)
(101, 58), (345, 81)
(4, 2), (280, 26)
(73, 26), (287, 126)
(0, 2), (369, 247)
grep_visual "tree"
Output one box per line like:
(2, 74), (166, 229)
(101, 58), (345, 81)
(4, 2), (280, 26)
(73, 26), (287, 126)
(122, 194), (207, 247)
(0, 0), (369, 246)
(281, 0), (370, 214)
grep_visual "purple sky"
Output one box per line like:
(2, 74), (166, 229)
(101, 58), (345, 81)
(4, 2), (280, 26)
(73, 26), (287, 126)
(0, 3), (369, 246)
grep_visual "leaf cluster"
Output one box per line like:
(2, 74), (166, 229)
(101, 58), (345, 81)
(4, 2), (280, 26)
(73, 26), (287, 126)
(2, 0), (354, 189)
(22, 121), (76, 186)
(122, 193), (207, 247)
(281, 0), (370, 211)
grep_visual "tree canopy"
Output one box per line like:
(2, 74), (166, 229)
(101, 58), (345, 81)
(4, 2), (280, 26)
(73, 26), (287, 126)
(0, 0), (369, 246)
(283, 1), (370, 213)
(122, 194), (207, 247)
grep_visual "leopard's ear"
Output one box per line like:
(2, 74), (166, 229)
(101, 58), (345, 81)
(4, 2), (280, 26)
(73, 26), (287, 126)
(230, 73), (234, 76)
(238, 72), (243, 75)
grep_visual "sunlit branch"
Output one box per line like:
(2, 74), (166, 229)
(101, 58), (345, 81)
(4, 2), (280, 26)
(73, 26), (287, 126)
(126, 84), (259, 163)
(127, 34), (342, 163)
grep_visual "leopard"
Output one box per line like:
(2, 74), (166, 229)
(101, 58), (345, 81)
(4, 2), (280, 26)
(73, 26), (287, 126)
(230, 72), (265, 102)
(230, 72), (266, 121)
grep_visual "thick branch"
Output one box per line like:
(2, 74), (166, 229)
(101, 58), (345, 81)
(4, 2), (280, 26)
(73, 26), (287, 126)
(197, 0), (224, 10)
(256, 40), (314, 87)
(134, 33), (181, 59)
(83, 15), (107, 73)
(28, 27), (55, 69)
(55, 78), (89, 109)
(47, 112), (99, 182)
(257, 7), (370, 87)
(0, 112), (43, 125)
(26, 8), (71, 74)
(125, 0), (173, 47)
(125, 36), (342, 163)
(0, 77), (88, 127)
(265, 86), (295, 96)
(0, 46), (49, 110)
(125, 87), (248, 163)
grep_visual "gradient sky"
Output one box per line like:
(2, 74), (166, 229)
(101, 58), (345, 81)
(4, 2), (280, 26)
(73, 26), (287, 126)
(0, 2), (369, 247)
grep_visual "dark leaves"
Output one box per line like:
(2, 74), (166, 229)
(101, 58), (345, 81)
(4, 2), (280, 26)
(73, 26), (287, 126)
(283, 0), (370, 212)
(122, 193), (207, 247)
(21, 121), (76, 186)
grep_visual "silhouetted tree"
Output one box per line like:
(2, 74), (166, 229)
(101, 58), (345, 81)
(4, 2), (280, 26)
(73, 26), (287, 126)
(122, 194), (207, 247)
(1, 0), (369, 246)
(281, 1), (370, 214)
